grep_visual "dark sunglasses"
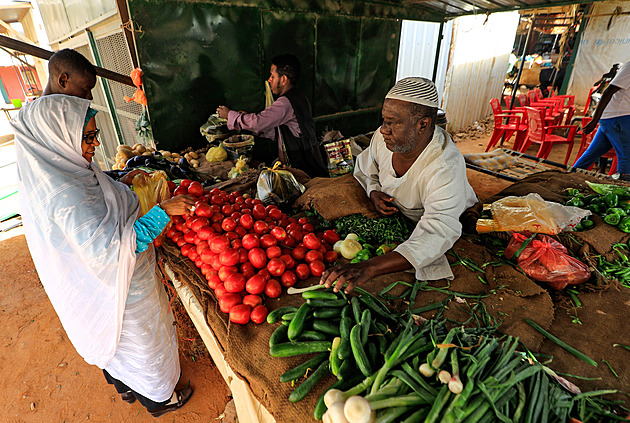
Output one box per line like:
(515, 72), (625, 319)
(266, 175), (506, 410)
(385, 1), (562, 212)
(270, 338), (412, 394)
(82, 128), (100, 145)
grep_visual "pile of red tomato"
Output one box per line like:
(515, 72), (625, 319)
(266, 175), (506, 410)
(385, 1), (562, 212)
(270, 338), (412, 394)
(164, 180), (341, 325)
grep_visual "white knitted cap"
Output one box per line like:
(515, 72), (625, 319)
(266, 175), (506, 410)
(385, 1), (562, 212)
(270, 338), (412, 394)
(385, 77), (439, 108)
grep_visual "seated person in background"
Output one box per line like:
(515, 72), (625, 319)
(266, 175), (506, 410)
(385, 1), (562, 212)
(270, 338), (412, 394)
(320, 77), (478, 293)
(43, 48), (97, 100)
(216, 54), (328, 177)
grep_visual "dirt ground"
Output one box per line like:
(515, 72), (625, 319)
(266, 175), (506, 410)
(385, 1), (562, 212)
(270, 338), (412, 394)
(0, 125), (586, 422)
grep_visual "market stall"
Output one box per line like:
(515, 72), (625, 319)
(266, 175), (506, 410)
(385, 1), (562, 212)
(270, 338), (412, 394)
(155, 165), (630, 422)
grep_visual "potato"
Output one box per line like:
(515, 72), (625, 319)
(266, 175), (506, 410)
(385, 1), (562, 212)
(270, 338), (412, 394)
(190, 159), (199, 166)
(134, 145), (147, 154)
(184, 153), (191, 161)
(192, 163), (199, 168)
(142, 151), (152, 156)
(117, 145), (133, 153)
(171, 152), (181, 159)
(189, 152), (198, 159)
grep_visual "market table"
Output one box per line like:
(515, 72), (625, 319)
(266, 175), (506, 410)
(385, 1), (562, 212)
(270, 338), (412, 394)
(160, 170), (630, 421)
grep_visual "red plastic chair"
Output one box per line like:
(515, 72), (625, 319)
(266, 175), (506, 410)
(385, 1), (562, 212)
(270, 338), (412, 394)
(528, 91), (564, 126)
(573, 117), (617, 174)
(486, 99), (528, 152)
(518, 94), (529, 107)
(519, 107), (578, 165)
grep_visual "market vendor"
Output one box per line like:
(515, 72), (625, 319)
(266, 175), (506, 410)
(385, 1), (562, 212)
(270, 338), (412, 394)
(43, 48), (97, 100)
(12, 95), (196, 417)
(216, 54), (328, 177)
(574, 60), (630, 181)
(321, 77), (478, 293)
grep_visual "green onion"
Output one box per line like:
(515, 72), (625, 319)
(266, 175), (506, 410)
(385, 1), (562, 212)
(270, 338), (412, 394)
(526, 318), (598, 367)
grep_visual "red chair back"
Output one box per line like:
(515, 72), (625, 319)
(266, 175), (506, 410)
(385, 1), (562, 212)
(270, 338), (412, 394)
(528, 91), (538, 105)
(503, 95), (513, 109)
(518, 94), (528, 107)
(535, 88), (544, 100)
(490, 98), (506, 125)
(525, 107), (545, 144)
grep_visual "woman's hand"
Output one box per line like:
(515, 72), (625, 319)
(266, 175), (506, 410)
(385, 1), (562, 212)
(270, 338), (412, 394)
(118, 169), (148, 186)
(159, 195), (196, 216)
(370, 191), (398, 216)
(216, 105), (231, 119)
(319, 261), (375, 294)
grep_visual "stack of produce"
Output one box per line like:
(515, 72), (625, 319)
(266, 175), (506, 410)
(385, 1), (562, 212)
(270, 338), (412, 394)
(113, 143), (157, 170)
(268, 288), (625, 422)
(165, 180), (342, 324)
(564, 182), (630, 232)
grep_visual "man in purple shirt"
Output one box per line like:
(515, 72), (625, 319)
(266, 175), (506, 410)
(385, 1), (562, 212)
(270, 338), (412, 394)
(217, 54), (328, 177)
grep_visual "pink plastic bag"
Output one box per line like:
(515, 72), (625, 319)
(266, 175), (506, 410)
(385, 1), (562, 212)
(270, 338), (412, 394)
(504, 233), (591, 290)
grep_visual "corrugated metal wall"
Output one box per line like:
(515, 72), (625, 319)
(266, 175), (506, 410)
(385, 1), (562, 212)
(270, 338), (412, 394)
(36, 0), (116, 42)
(396, 19), (453, 103)
(566, 1), (630, 108)
(442, 12), (519, 132)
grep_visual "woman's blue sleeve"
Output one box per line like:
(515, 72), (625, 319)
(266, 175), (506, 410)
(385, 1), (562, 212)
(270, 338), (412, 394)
(134, 205), (171, 253)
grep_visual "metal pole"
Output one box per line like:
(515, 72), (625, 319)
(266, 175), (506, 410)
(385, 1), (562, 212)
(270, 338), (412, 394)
(432, 21), (445, 83)
(508, 15), (535, 112)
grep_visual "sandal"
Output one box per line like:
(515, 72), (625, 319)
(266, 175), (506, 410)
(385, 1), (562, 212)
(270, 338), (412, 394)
(121, 391), (136, 404)
(148, 385), (193, 418)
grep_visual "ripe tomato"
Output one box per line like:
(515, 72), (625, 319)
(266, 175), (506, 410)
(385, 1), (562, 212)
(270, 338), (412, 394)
(219, 293), (241, 313)
(295, 263), (310, 280)
(267, 258), (286, 277)
(264, 279), (282, 298)
(200, 249), (216, 265)
(190, 217), (209, 232)
(209, 188), (221, 196)
(201, 263), (212, 276)
(245, 274), (267, 295)
(211, 222), (223, 233)
(180, 179), (193, 188)
(167, 180), (176, 192)
(187, 182), (205, 197)
(324, 250), (339, 263)
(207, 273), (221, 289)
(242, 294), (263, 308)
(210, 236), (230, 254)
(225, 231), (238, 241)
(279, 254), (296, 269)
(173, 186), (188, 196)
(252, 204), (267, 220)
(221, 217), (238, 232)
(176, 237), (187, 247)
(309, 260), (326, 277)
(248, 248), (268, 269)
(254, 220), (269, 235)
(305, 250), (324, 263)
(219, 248), (240, 266)
(241, 233), (261, 250)
(268, 207), (282, 221)
(270, 227), (287, 242)
(197, 226), (214, 240)
(234, 225), (247, 238)
(183, 230), (196, 244)
(302, 233), (322, 250)
(224, 272), (247, 293)
(286, 222), (300, 232)
(231, 238), (242, 249)
(210, 195), (224, 206)
(238, 248), (249, 264)
(189, 250), (200, 262)
(266, 246), (282, 259)
(298, 217), (309, 225)
(214, 282), (228, 299)
(240, 262), (256, 279)
(257, 268), (272, 281)
(322, 229), (340, 244)
(195, 203), (212, 218)
(260, 234), (278, 248)
(218, 265), (238, 281)
(180, 243), (194, 257)
(280, 270), (297, 287)
(289, 229), (303, 242)
(221, 204), (234, 215)
(229, 304), (251, 325)
(280, 236), (296, 248)
(230, 211), (242, 220)
(239, 214), (254, 229)
(301, 223), (315, 233)
(292, 246), (308, 261)
(196, 241), (209, 254)
(250, 305), (268, 324)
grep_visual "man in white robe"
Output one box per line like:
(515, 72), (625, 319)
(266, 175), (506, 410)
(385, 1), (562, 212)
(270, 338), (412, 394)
(321, 77), (478, 293)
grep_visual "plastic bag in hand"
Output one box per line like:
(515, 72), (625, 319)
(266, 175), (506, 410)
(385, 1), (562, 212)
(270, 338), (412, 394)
(256, 162), (306, 206)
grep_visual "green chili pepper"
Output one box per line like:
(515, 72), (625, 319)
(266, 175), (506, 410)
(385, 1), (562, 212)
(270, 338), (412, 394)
(585, 203), (601, 214)
(565, 188), (580, 197)
(573, 223), (584, 232)
(605, 213), (622, 226)
(619, 216), (630, 233)
(566, 197), (585, 207)
(608, 207), (627, 217)
(604, 193), (619, 208)
(583, 194), (599, 203)
(581, 219), (594, 230)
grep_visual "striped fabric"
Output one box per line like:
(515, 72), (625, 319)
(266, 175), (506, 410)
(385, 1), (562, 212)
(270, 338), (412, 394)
(385, 77), (439, 108)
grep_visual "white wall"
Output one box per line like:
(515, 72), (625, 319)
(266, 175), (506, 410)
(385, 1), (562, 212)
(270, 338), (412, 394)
(441, 12), (520, 132)
(566, 1), (630, 107)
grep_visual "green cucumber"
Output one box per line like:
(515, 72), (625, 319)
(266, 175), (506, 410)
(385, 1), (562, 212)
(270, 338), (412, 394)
(359, 295), (396, 323)
(350, 325), (372, 376)
(282, 312), (297, 321)
(313, 307), (343, 319)
(351, 296), (362, 324)
(367, 340), (381, 369)
(269, 324), (289, 347)
(337, 316), (353, 360)
(280, 352), (328, 383)
(288, 303), (311, 341)
(360, 309), (372, 345)
(298, 330), (329, 342)
(289, 359), (330, 403)
(267, 306), (299, 324)
(306, 298), (347, 308)
(270, 341), (332, 357)
(341, 304), (352, 319)
(330, 337), (342, 376)
(336, 355), (357, 381)
(302, 291), (339, 301)
(312, 319), (341, 337)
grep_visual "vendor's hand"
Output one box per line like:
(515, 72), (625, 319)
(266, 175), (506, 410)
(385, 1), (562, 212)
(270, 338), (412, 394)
(370, 191), (398, 216)
(216, 105), (231, 119)
(118, 169), (149, 186)
(319, 260), (375, 294)
(582, 120), (598, 135)
(159, 195), (196, 216)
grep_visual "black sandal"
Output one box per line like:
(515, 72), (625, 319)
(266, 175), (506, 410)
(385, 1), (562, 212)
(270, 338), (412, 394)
(121, 391), (136, 404)
(148, 385), (193, 418)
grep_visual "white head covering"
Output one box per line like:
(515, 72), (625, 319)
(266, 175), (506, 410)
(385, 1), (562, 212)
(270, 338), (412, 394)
(11, 95), (139, 368)
(385, 77), (440, 108)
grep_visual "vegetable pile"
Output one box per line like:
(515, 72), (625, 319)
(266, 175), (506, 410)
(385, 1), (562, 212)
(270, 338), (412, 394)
(268, 286), (626, 422)
(334, 213), (413, 244)
(564, 182), (630, 232)
(595, 242), (630, 289)
(165, 181), (342, 324)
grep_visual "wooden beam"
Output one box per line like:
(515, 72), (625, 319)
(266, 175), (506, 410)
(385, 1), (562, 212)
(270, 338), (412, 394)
(0, 35), (134, 87)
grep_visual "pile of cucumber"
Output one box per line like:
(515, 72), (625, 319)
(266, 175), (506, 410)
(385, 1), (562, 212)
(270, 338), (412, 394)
(267, 289), (398, 416)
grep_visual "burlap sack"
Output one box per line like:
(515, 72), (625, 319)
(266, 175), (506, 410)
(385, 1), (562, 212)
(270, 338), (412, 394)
(293, 173), (380, 221)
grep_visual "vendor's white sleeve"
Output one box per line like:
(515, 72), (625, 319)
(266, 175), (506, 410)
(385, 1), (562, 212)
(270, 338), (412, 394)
(353, 131), (383, 197)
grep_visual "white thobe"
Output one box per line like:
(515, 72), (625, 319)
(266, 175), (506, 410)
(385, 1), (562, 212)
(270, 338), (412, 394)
(354, 126), (478, 281)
